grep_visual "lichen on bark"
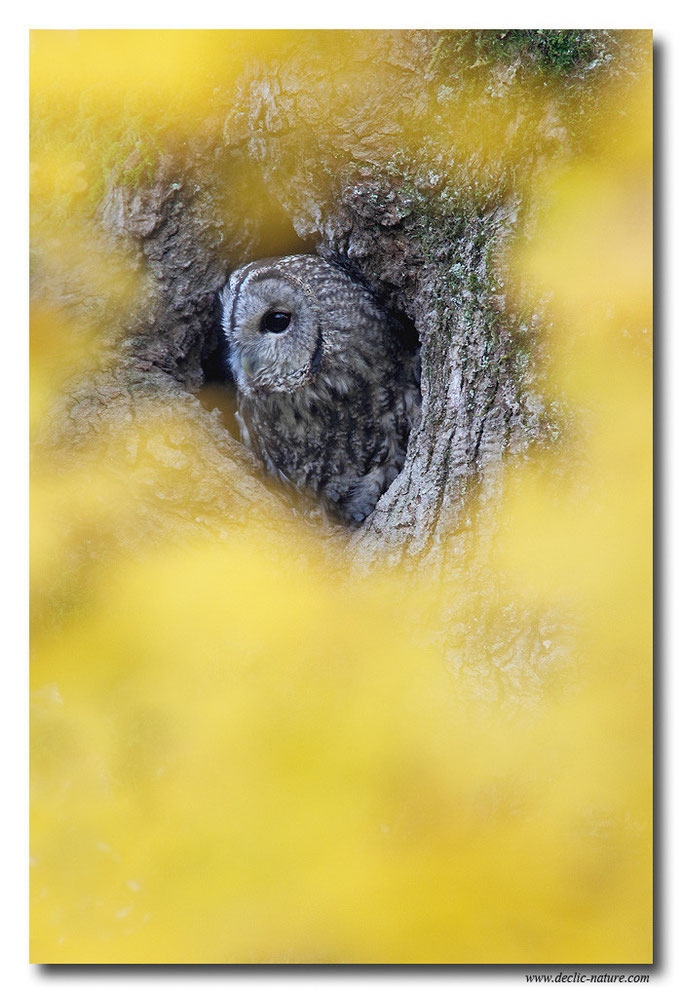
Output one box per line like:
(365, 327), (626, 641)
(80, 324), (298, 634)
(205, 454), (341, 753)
(31, 29), (647, 699)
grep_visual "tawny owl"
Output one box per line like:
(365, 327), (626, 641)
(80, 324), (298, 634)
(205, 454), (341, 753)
(220, 254), (420, 524)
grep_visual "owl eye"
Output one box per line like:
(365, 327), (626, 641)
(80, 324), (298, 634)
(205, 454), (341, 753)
(261, 310), (291, 334)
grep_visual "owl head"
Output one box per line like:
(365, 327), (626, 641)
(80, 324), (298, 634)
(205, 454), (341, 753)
(220, 257), (324, 396)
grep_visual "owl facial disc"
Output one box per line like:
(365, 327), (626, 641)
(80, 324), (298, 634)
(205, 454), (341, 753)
(222, 265), (322, 396)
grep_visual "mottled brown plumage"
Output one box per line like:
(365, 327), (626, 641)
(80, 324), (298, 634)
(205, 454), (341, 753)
(221, 254), (420, 524)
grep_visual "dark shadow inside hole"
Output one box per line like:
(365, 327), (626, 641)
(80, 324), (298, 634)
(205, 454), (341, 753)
(390, 309), (420, 357)
(197, 290), (238, 439)
(199, 293), (228, 382)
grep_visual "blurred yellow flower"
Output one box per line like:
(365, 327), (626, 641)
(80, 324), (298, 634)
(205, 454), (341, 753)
(30, 30), (652, 964)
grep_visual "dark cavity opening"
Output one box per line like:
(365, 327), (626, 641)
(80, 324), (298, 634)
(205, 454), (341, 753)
(390, 308), (420, 356)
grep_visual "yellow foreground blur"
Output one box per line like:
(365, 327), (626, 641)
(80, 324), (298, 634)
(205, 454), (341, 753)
(30, 31), (652, 963)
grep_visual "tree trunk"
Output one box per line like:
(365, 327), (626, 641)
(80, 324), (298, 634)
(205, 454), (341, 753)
(32, 30), (641, 697)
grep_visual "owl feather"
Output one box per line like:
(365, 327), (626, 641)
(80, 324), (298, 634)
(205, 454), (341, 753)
(220, 254), (420, 524)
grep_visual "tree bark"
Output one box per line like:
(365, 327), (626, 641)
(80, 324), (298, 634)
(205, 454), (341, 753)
(32, 30), (641, 696)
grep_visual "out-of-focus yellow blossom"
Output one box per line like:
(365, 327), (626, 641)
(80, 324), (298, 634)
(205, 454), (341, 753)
(30, 528), (650, 964)
(30, 31), (651, 964)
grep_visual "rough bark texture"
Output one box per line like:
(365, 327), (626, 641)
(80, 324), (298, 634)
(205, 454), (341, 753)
(32, 30), (642, 699)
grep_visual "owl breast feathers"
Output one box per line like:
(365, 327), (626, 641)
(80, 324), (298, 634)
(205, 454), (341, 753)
(220, 254), (421, 524)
